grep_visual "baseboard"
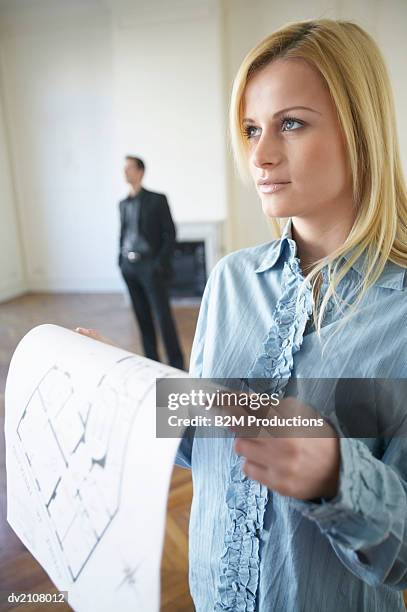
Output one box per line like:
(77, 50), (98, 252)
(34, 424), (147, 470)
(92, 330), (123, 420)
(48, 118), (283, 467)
(0, 280), (27, 303)
(27, 277), (125, 292)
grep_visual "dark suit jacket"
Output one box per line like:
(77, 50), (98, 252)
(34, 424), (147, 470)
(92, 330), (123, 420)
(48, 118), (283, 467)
(119, 187), (176, 275)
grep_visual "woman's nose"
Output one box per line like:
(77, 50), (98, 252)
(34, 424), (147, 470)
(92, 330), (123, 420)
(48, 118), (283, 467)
(251, 132), (282, 169)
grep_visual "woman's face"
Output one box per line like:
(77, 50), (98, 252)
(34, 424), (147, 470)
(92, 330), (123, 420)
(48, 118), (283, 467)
(242, 58), (353, 222)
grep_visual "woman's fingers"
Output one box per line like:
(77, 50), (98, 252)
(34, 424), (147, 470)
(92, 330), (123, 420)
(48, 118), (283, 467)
(242, 460), (270, 484)
(74, 327), (115, 346)
(75, 327), (100, 339)
(234, 437), (280, 467)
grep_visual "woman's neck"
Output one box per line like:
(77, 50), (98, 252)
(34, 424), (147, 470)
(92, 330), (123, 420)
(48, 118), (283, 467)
(291, 215), (355, 272)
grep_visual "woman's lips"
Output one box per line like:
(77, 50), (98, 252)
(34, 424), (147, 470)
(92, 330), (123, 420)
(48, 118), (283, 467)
(258, 182), (291, 194)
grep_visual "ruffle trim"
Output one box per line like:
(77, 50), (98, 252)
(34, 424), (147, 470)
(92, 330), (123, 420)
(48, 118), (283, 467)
(246, 257), (313, 393)
(214, 455), (268, 611)
(215, 252), (313, 610)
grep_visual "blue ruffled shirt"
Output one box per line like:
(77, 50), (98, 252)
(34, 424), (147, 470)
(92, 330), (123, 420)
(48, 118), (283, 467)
(176, 222), (407, 611)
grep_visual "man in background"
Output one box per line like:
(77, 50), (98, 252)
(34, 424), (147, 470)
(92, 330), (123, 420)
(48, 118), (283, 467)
(118, 156), (184, 370)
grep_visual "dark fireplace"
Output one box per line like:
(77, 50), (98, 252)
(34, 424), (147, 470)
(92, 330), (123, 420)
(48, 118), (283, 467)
(169, 241), (206, 298)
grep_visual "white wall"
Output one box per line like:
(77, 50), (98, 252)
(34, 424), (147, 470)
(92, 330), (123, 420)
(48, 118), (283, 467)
(0, 0), (227, 293)
(222, 0), (407, 250)
(0, 0), (406, 294)
(0, 2), (120, 291)
(0, 54), (25, 302)
(111, 0), (227, 223)
(1, 21), (119, 291)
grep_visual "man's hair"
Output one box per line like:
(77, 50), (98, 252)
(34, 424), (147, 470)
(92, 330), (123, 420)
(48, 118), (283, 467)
(125, 156), (145, 172)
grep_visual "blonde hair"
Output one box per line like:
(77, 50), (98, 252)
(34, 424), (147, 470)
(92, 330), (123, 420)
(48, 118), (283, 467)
(230, 19), (407, 336)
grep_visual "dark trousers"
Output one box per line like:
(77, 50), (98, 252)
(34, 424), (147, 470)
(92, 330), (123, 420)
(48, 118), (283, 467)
(120, 258), (184, 370)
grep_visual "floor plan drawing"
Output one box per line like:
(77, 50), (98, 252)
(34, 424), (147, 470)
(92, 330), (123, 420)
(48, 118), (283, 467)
(5, 324), (186, 611)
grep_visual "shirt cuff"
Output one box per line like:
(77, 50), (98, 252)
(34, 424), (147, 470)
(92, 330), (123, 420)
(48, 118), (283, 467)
(294, 437), (395, 550)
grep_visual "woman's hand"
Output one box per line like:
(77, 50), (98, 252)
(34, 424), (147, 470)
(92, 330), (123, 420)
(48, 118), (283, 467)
(75, 327), (117, 347)
(233, 397), (340, 500)
(235, 435), (340, 500)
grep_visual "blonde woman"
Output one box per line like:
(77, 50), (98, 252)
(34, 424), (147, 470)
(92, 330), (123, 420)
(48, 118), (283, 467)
(175, 18), (407, 612)
(78, 18), (407, 612)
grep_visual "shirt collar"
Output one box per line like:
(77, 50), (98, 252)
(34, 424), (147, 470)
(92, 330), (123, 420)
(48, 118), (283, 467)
(126, 187), (144, 201)
(342, 249), (405, 290)
(255, 218), (405, 290)
(254, 219), (295, 273)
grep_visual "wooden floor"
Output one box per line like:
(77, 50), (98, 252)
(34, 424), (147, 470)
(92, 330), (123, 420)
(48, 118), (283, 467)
(0, 293), (197, 611)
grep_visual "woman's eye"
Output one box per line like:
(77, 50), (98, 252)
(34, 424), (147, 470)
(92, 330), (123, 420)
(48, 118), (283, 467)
(281, 117), (303, 132)
(243, 125), (261, 139)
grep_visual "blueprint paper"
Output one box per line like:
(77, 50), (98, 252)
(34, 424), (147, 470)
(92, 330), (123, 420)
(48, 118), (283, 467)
(5, 324), (187, 612)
